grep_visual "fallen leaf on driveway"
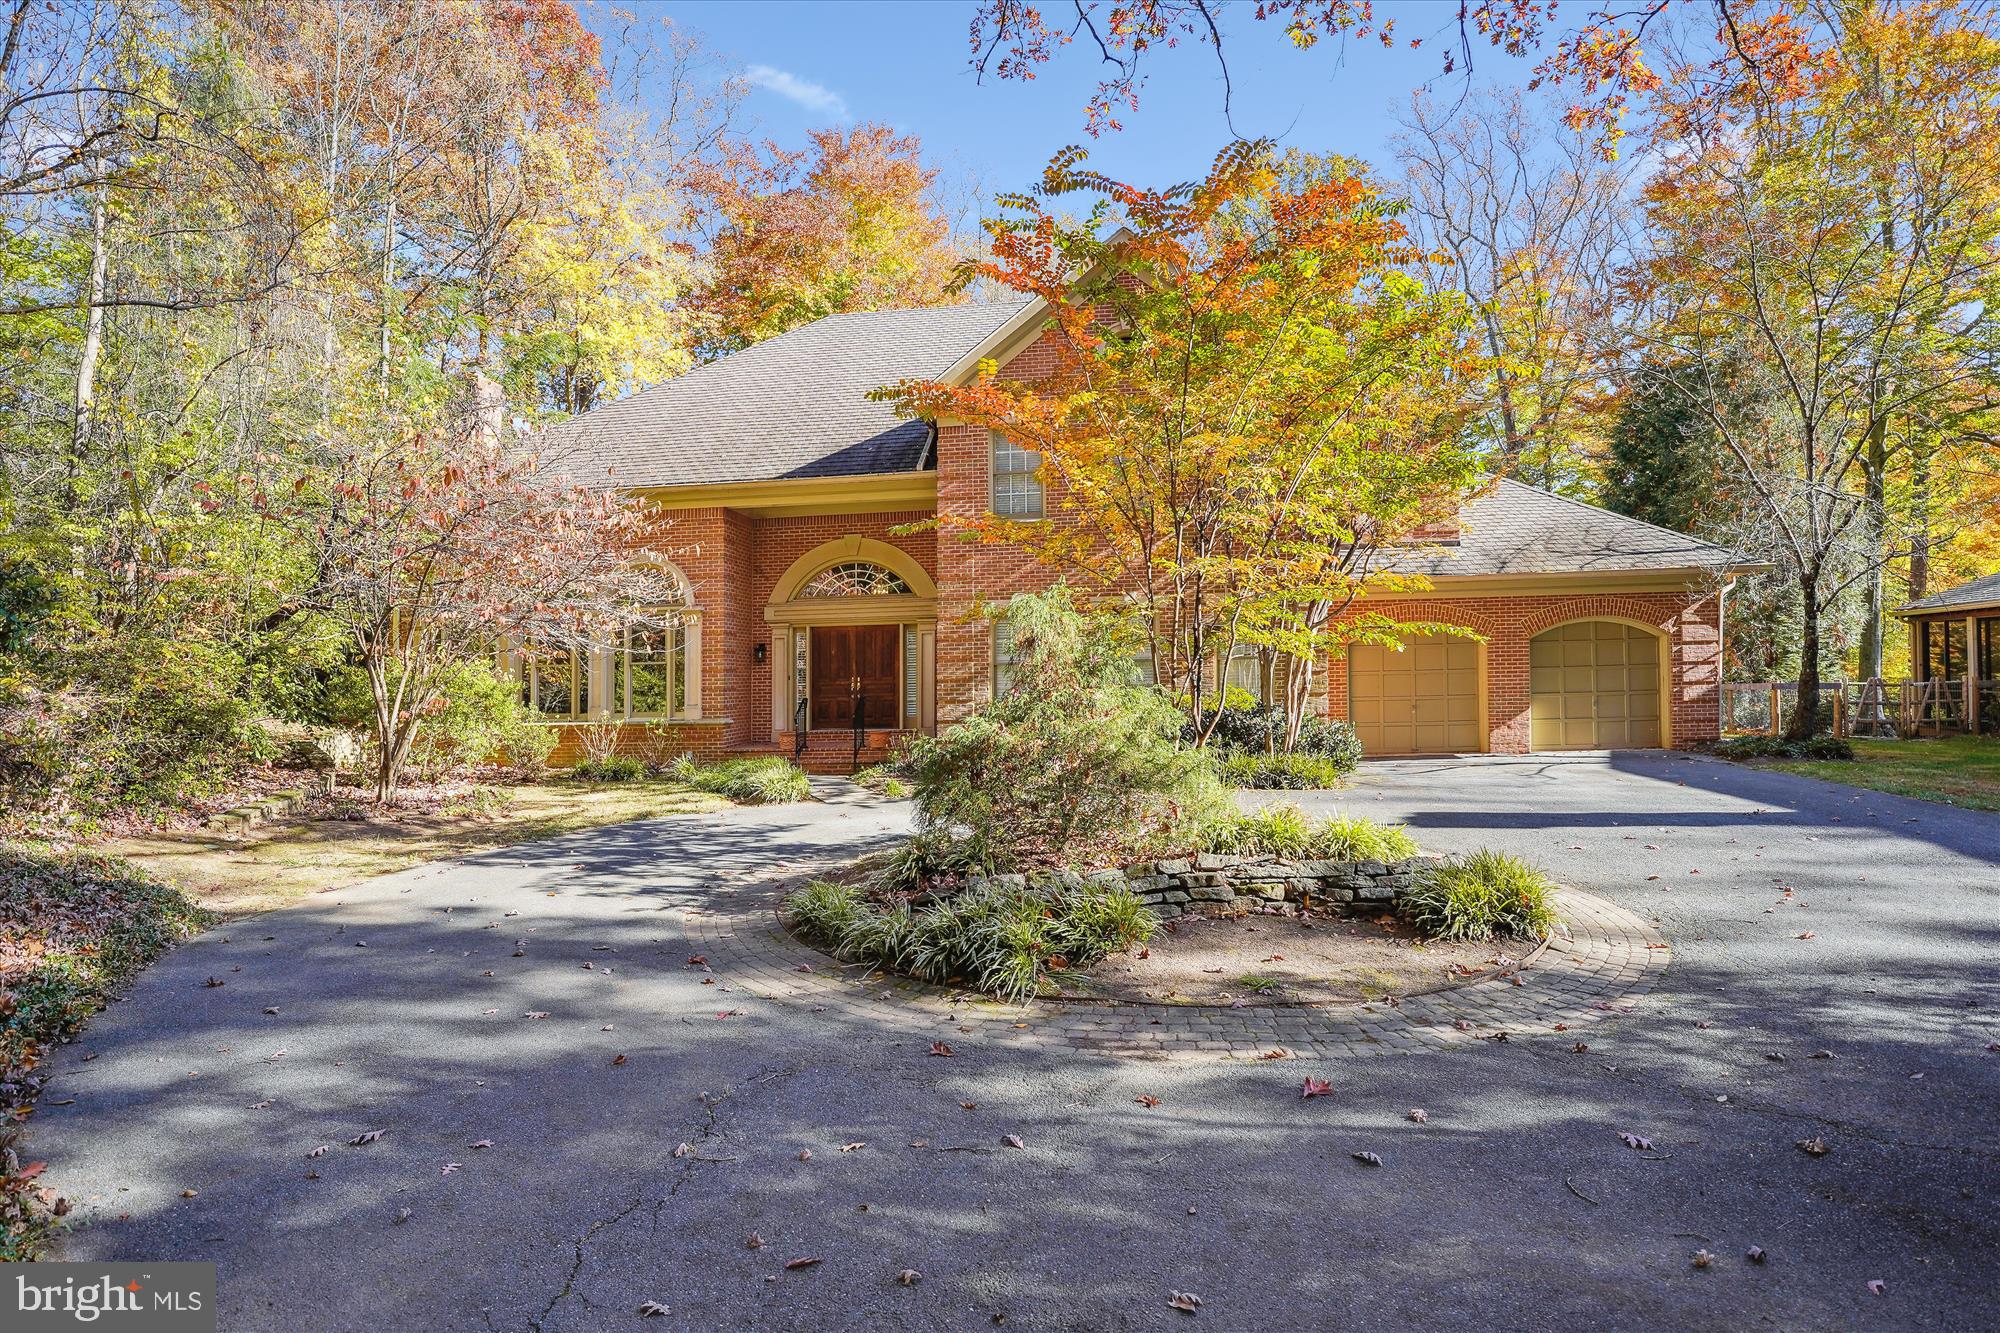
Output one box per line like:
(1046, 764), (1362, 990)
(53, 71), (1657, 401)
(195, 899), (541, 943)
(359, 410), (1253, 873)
(1135, 1095), (1160, 1108)
(523, 1011), (549, 1020)
(1002, 1134), (1025, 1149)
(783, 1257), (822, 1270)
(1301, 1077), (1333, 1099)
(1867, 1279), (1885, 1295)
(796, 1149), (812, 1161)
(1746, 1246), (1766, 1263)
(746, 1232), (764, 1249)
(611, 1054), (627, 1066)
(960, 1101), (977, 1110)
(637, 1301), (670, 1317)
(180, 1188), (198, 1198)
(469, 1140), (492, 1150)
(392, 1207), (410, 1224)
(1691, 1249), (1714, 1269)
(1796, 1136), (1829, 1156)
(928, 1041), (954, 1057)
(1352, 1151), (1382, 1166)
(349, 1129), (385, 1146)
(440, 1163), (461, 1175)
(1796, 932), (1817, 940)
(305, 1145), (328, 1159)
(1168, 1291), (1202, 1313)
(839, 1142), (866, 1152)
(1618, 1132), (1653, 1151)
(897, 1269), (921, 1286)
(1406, 1109), (1428, 1123)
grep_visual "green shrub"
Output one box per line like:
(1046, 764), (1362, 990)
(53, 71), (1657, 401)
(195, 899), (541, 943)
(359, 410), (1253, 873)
(1710, 734), (1854, 762)
(1217, 751), (1347, 789)
(1195, 805), (1418, 861)
(669, 754), (812, 804)
(2, 639), (274, 814)
(571, 755), (646, 782)
(1400, 850), (1559, 943)
(323, 658), (551, 780)
(898, 588), (1226, 867)
(1188, 704), (1363, 773)
(787, 874), (1155, 1003)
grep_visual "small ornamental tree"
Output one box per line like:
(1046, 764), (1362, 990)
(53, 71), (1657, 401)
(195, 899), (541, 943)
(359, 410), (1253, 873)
(274, 376), (688, 801)
(878, 141), (1483, 746)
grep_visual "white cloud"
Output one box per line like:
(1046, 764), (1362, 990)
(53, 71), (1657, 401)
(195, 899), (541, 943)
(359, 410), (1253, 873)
(744, 64), (849, 120)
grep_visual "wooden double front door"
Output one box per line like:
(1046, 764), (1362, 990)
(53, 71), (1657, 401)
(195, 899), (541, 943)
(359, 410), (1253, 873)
(809, 625), (900, 730)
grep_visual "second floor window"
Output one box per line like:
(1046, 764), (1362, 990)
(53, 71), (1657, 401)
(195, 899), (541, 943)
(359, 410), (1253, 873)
(990, 430), (1044, 519)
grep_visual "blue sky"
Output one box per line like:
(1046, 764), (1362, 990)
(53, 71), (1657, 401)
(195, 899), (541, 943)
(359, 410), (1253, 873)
(627, 1), (1543, 202)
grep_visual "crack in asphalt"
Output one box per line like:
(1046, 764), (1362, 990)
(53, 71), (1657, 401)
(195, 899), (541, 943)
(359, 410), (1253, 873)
(522, 1063), (803, 1330)
(526, 1196), (648, 1333)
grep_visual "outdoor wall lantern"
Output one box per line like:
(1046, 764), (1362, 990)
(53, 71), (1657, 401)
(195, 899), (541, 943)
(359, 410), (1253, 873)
(752, 642), (767, 665)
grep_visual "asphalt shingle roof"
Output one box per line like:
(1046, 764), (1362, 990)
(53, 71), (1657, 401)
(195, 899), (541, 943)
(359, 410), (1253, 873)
(1383, 479), (1742, 577)
(540, 301), (1035, 488)
(1898, 570), (2000, 614)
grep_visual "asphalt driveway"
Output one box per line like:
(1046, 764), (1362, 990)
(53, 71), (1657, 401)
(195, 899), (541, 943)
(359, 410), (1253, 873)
(30, 753), (2000, 1331)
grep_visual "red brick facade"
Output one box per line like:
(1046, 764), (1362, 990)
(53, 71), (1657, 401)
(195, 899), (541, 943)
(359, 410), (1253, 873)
(558, 326), (1725, 762)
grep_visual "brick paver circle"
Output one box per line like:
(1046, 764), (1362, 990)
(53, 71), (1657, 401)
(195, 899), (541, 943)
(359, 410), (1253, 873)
(683, 859), (1669, 1060)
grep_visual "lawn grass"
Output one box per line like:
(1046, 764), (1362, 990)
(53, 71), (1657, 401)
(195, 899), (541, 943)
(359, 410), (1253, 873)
(96, 778), (732, 917)
(1762, 735), (2000, 813)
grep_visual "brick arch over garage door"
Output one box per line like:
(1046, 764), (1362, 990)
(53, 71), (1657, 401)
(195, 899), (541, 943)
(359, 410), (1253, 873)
(1323, 591), (1722, 755)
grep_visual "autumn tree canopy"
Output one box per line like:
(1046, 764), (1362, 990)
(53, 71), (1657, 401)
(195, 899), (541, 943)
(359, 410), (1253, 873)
(880, 140), (1484, 743)
(691, 123), (966, 357)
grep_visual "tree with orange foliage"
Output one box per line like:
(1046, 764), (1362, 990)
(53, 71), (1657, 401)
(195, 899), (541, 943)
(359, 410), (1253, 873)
(692, 124), (964, 357)
(878, 140), (1483, 744)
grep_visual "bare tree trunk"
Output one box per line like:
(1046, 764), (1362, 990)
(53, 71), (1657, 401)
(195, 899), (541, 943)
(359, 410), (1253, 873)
(69, 186), (108, 498)
(1789, 567), (1824, 742)
(1857, 411), (1888, 680)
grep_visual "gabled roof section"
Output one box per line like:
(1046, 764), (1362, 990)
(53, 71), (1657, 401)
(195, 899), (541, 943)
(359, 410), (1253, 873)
(1383, 479), (1745, 578)
(1896, 570), (2000, 615)
(540, 299), (1037, 489)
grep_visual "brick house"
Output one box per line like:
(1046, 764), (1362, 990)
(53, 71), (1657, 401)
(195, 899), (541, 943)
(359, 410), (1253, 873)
(531, 298), (1747, 769)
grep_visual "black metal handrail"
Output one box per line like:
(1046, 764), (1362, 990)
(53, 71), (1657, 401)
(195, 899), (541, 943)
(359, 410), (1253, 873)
(851, 690), (865, 773)
(792, 697), (808, 758)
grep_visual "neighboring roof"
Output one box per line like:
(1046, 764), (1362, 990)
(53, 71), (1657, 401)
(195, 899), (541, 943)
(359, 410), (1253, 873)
(1383, 479), (1745, 578)
(1896, 570), (2000, 615)
(539, 300), (1037, 488)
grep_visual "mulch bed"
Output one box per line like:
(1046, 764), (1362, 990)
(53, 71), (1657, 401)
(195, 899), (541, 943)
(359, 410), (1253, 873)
(1052, 907), (1529, 1005)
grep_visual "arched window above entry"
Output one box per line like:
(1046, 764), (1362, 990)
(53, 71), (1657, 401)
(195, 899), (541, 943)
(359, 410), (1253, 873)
(800, 562), (913, 598)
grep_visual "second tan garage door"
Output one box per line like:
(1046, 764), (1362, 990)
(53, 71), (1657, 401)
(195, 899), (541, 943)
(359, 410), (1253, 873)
(1529, 620), (1664, 749)
(1347, 638), (1482, 755)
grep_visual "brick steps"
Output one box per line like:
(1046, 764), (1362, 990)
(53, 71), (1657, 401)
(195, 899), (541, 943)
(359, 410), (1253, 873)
(781, 731), (904, 774)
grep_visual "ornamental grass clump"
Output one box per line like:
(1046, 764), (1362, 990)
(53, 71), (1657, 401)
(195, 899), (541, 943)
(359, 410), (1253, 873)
(1195, 805), (1418, 862)
(668, 754), (811, 804)
(1400, 849), (1559, 943)
(786, 875), (1156, 1004)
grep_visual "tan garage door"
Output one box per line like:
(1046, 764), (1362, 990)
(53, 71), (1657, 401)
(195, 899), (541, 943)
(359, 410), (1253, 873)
(1347, 638), (1481, 755)
(1529, 620), (1664, 750)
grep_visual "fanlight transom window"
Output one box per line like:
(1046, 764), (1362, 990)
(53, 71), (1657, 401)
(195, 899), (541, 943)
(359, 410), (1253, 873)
(800, 562), (912, 598)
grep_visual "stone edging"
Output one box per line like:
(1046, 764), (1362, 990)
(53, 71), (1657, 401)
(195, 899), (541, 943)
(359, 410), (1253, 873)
(972, 851), (1432, 920)
(681, 868), (1669, 1061)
